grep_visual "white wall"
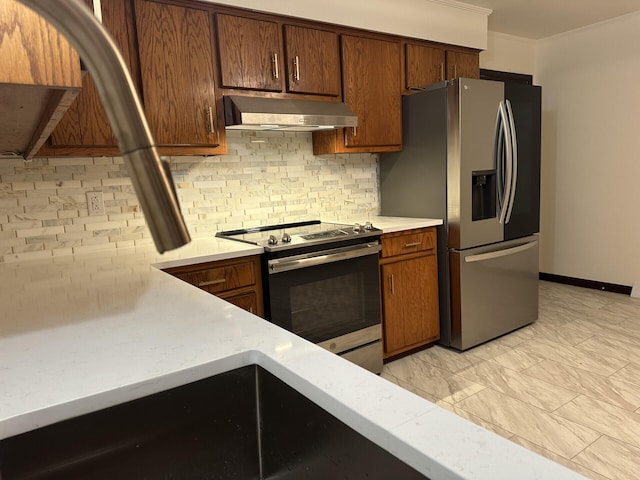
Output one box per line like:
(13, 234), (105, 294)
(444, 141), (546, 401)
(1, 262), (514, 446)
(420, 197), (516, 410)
(479, 31), (536, 75)
(207, 0), (489, 49)
(536, 11), (640, 286)
(481, 15), (640, 287)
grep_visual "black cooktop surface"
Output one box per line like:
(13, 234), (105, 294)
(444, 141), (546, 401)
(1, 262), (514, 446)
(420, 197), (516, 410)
(216, 220), (380, 252)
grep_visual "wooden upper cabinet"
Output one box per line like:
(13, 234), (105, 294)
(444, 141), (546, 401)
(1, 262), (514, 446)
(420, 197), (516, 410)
(134, 0), (221, 147)
(0, 0), (81, 158)
(48, 0), (136, 149)
(312, 34), (402, 154)
(405, 43), (445, 91)
(283, 25), (340, 96)
(445, 50), (479, 79)
(341, 35), (402, 149)
(0, 1), (80, 87)
(215, 14), (282, 92)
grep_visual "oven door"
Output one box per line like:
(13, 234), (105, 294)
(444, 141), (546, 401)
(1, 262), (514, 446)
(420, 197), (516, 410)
(266, 242), (382, 345)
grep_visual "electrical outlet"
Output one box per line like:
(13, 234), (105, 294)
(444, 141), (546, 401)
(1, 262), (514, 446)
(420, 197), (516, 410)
(86, 191), (105, 216)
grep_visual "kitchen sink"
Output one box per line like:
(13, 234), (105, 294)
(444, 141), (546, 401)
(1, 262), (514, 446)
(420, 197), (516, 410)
(0, 365), (427, 479)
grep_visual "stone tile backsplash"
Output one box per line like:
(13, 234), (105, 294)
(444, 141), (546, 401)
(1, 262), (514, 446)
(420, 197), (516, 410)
(0, 131), (380, 262)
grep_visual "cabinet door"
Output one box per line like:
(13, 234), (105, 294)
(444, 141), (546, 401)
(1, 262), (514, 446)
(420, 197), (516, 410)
(405, 43), (445, 91)
(341, 35), (402, 148)
(381, 255), (439, 354)
(49, 0), (136, 148)
(216, 14), (282, 91)
(222, 291), (260, 316)
(135, 0), (220, 146)
(445, 50), (479, 79)
(283, 25), (340, 96)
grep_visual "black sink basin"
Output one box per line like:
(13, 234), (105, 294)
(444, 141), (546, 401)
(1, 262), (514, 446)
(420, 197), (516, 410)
(0, 365), (428, 479)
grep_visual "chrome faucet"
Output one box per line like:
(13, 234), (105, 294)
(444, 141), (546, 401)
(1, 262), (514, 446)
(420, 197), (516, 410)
(18, 0), (191, 253)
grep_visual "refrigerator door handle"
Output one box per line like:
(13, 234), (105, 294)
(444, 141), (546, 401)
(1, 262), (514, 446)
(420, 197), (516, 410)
(504, 99), (518, 224)
(464, 239), (538, 263)
(494, 106), (505, 208)
(497, 101), (512, 225)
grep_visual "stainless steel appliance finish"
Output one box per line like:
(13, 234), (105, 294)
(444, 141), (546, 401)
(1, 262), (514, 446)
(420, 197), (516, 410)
(450, 236), (539, 350)
(381, 78), (541, 350)
(267, 242), (381, 274)
(217, 220), (380, 252)
(224, 95), (358, 131)
(446, 80), (505, 250)
(217, 221), (383, 373)
(20, 0), (190, 253)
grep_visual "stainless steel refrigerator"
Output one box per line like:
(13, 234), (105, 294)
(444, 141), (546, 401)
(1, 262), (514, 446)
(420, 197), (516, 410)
(380, 78), (541, 350)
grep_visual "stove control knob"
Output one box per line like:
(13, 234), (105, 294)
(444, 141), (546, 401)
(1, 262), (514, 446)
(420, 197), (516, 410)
(268, 234), (278, 245)
(282, 233), (292, 243)
(353, 223), (362, 233)
(364, 221), (373, 230)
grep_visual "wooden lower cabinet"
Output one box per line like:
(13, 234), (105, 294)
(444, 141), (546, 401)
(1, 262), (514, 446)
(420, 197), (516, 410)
(379, 228), (439, 359)
(163, 255), (264, 317)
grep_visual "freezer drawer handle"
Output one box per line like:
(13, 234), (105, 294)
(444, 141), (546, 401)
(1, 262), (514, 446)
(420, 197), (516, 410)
(464, 240), (538, 263)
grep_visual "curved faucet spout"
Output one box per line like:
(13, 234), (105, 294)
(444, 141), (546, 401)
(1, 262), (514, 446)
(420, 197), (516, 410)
(19, 0), (191, 253)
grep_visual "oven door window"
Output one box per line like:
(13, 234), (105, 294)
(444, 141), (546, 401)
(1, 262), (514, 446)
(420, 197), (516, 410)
(267, 253), (381, 344)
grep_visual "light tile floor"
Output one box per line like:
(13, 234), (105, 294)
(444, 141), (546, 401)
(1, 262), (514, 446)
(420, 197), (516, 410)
(382, 281), (640, 480)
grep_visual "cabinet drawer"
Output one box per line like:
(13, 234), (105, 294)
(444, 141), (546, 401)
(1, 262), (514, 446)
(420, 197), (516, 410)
(221, 291), (259, 315)
(381, 228), (436, 258)
(172, 259), (257, 294)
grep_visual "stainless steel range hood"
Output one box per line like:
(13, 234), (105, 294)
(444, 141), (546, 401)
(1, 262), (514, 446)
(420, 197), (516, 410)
(223, 95), (358, 131)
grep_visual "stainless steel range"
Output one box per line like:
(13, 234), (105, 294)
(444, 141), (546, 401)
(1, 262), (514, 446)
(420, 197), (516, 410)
(217, 220), (383, 373)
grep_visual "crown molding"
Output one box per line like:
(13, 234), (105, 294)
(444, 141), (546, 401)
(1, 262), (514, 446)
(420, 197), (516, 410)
(424, 0), (492, 16)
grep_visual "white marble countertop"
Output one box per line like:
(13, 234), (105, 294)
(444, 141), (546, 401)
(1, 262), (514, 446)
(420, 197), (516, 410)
(0, 216), (584, 479)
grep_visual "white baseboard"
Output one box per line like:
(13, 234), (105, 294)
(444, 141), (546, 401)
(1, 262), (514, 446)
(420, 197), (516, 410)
(632, 282), (640, 299)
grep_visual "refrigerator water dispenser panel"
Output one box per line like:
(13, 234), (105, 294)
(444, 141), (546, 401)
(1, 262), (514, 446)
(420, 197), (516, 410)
(472, 170), (497, 221)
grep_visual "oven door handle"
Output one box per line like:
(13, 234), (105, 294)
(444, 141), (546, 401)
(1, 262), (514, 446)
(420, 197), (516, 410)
(268, 242), (381, 274)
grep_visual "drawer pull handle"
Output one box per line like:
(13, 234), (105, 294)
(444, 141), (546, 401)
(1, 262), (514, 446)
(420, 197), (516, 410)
(294, 55), (300, 81)
(272, 53), (279, 79)
(198, 278), (226, 287)
(403, 241), (422, 248)
(389, 274), (395, 294)
(207, 106), (214, 134)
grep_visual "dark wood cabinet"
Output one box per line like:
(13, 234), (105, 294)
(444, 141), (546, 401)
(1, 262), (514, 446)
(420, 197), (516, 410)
(445, 50), (480, 79)
(164, 255), (264, 317)
(39, 0), (135, 155)
(135, 0), (223, 149)
(405, 43), (445, 91)
(404, 43), (479, 93)
(283, 25), (341, 96)
(379, 227), (439, 359)
(30, 0), (479, 158)
(215, 14), (282, 92)
(215, 16), (341, 98)
(312, 34), (402, 154)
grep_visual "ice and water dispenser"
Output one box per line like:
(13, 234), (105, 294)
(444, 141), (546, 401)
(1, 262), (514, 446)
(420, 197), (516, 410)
(472, 170), (497, 221)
